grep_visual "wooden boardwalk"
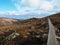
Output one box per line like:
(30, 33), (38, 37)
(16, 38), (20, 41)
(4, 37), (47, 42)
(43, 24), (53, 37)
(47, 18), (58, 45)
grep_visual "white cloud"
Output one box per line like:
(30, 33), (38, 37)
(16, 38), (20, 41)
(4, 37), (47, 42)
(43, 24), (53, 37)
(0, 0), (60, 16)
(27, 0), (40, 8)
(0, 11), (31, 15)
(40, 1), (53, 11)
(14, 0), (54, 11)
(12, 0), (60, 13)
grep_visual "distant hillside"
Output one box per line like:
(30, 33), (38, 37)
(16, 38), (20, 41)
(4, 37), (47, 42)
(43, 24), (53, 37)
(0, 13), (60, 34)
(0, 13), (60, 45)
(0, 18), (18, 26)
(21, 13), (60, 29)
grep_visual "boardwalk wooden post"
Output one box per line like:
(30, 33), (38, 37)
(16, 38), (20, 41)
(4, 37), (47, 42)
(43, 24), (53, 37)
(47, 18), (58, 45)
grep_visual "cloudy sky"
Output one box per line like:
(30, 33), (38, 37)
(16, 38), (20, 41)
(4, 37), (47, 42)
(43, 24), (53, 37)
(0, 0), (60, 18)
